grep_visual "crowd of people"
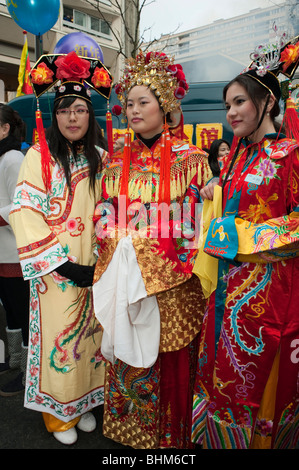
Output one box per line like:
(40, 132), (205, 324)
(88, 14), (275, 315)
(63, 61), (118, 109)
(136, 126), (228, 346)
(0, 29), (299, 450)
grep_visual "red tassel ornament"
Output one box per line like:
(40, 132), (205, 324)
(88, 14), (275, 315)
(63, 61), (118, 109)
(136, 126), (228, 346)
(35, 107), (52, 192)
(119, 127), (132, 210)
(106, 102), (114, 155)
(158, 123), (171, 205)
(284, 96), (299, 142)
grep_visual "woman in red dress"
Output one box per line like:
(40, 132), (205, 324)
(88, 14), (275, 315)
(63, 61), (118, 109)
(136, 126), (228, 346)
(192, 33), (299, 449)
(93, 50), (212, 449)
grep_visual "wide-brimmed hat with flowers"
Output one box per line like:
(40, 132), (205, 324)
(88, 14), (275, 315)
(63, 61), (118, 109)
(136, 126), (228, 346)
(30, 50), (113, 102)
(29, 51), (113, 191)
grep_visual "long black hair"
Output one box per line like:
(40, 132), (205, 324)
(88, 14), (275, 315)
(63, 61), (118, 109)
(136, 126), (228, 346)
(223, 74), (281, 131)
(46, 96), (107, 192)
(208, 139), (230, 177)
(0, 104), (26, 157)
(222, 74), (281, 189)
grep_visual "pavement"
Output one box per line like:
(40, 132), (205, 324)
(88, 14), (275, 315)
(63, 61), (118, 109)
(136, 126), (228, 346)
(1, 303), (297, 456)
(0, 302), (126, 450)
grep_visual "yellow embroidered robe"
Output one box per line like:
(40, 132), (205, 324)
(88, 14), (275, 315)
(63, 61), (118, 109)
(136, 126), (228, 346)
(9, 144), (105, 422)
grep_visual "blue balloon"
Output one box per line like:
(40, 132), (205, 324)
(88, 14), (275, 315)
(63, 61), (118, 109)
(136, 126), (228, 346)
(54, 32), (104, 63)
(6, 0), (60, 36)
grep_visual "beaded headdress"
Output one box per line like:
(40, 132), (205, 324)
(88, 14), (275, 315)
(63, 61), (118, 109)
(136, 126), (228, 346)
(114, 50), (189, 115)
(241, 25), (299, 101)
(223, 28), (299, 195)
(114, 50), (189, 209)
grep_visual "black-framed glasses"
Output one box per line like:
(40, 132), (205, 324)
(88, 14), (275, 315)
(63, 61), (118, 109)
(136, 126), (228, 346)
(56, 108), (89, 117)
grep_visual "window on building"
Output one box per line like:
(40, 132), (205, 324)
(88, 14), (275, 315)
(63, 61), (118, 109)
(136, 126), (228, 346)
(101, 20), (110, 35)
(63, 6), (74, 23)
(63, 6), (111, 37)
(90, 16), (100, 32)
(74, 10), (87, 28)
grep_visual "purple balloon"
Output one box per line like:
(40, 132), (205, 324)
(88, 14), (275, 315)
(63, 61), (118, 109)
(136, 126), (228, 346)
(54, 32), (104, 62)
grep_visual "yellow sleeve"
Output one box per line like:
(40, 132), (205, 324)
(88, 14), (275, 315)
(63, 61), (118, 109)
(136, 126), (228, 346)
(235, 211), (299, 263)
(9, 147), (67, 280)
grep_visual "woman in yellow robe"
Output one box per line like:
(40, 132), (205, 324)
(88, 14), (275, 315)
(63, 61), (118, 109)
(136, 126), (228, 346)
(9, 52), (113, 445)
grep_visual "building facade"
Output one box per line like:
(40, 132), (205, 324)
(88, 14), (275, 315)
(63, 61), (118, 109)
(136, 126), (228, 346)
(145, 1), (297, 83)
(0, 0), (132, 102)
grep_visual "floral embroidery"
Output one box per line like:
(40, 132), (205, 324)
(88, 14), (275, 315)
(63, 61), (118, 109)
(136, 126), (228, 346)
(255, 418), (273, 437)
(254, 157), (282, 185)
(65, 217), (85, 236)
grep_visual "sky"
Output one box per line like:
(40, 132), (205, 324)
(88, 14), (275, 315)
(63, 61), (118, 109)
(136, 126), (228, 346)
(140, 0), (283, 42)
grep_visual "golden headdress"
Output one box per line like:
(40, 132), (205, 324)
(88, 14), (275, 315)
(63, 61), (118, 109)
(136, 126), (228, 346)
(113, 50), (189, 209)
(114, 50), (189, 114)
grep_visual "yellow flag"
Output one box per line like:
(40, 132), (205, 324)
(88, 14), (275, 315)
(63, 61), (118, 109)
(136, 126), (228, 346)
(16, 32), (33, 97)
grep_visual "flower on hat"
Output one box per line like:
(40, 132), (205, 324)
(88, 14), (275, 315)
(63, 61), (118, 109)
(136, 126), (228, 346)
(114, 83), (123, 95)
(117, 50), (189, 114)
(55, 51), (91, 82)
(31, 62), (54, 85)
(112, 104), (122, 116)
(91, 66), (112, 89)
(166, 64), (182, 75)
(281, 40), (299, 73)
(174, 87), (186, 99)
(145, 51), (168, 65)
(178, 79), (189, 91)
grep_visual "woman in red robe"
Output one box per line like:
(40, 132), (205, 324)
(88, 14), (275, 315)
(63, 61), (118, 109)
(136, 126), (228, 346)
(192, 33), (299, 449)
(92, 50), (212, 449)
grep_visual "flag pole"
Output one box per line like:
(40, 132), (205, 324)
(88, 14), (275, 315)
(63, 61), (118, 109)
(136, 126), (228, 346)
(35, 34), (43, 61)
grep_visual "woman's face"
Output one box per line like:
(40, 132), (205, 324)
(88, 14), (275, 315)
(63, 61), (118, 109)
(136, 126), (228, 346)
(225, 82), (259, 138)
(126, 85), (164, 139)
(56, 98), (90, 142)
(0, 122), (9, 142)
(218, 142), (230, 159)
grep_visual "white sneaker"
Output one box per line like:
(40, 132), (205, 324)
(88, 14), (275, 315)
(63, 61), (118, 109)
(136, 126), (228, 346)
(77, 412), (97, 432)
(53, 427), (78, 445)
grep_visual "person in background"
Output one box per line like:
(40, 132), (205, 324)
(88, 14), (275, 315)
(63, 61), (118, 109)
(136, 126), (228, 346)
(9, 51), (112, 445)
(207, 138), (230, 177)
(92, 50), (212, 449)
(113, 136), (125, 153)
(192, 32), (299, 449)
(0, 104), (29, 396)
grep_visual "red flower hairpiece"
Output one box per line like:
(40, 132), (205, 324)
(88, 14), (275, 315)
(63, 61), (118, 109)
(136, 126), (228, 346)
(55, 51), (91, 82)
(281, 40), (299, 72)
(91, 66), (112, 89)
(116, 49), (189, 114)
(31, 62), (54, 86)
(114, 83), (123, 95)
(145, 51), (168, 64)
(174, 87), (186, 99)
(112, 104), (122, 116)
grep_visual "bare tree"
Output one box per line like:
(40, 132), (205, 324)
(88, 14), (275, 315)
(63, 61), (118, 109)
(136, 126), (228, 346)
(84, 0), (179, 59)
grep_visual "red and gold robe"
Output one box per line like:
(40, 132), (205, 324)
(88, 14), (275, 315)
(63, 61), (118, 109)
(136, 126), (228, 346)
(192, 135), (299, 449)
(93, 134), (212, 448)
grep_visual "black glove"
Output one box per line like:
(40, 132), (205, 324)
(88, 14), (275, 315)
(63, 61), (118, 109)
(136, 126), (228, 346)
(56, 261), (95, 287)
